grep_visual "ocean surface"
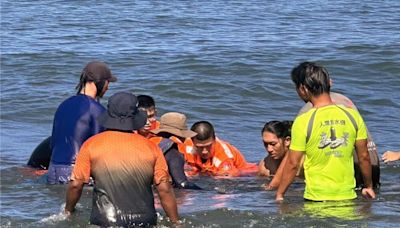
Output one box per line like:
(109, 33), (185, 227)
(1, 0), (399, 227)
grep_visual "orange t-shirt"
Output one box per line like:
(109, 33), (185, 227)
(71, 130), (170, 226)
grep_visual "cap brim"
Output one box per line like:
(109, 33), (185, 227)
(108, 75), (117, 82)
(98, 110), (146, 131)
(150, 128), (197, 138)
(131, 110), (147, 130)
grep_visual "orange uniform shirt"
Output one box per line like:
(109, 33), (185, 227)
(182, 138), (257, 176)
(71, 131), (170, 225)
(150, 120), (160, 130)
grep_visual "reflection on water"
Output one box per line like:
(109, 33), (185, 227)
(302, 200), (371, 221)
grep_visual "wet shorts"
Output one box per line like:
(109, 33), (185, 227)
(47, 164), (73, 184)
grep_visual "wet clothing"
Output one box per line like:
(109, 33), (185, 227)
(71, 130), (170, 227)
(47, 164), (73, 184)
(47, 94), (105, 184)
(262, 156), (283, 176)
(150, 136), (201, 189)
(50, 94), (106, 165)
(291, 104), (368, 201)
(27, 136), (52, 169)
(183, 138), (257, 176)
(298, 92), (380, 188)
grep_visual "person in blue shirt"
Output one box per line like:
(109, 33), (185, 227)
(47, 61), (117, 184)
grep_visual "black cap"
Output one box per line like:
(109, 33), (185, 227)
(98, 92), (147, 131)
(81, 61), (117, 82)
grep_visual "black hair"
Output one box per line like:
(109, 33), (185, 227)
(137, 95), (156, 109)
(191, 121), (215, 140)
(261, 121), (293, 139)
(75, 72), (107, 98)
(291, 61), (331, 97)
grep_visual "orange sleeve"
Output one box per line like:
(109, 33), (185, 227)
(70, 141), (91, 183)
(152, 143), (171, 185)
(215, 160), (240, 176)
(228, 143), (248, 169)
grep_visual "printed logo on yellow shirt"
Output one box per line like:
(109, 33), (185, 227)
(318, 126), (349, 153)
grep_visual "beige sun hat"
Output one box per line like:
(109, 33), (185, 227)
(150, 112), (197, 138)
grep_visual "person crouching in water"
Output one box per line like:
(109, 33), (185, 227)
(183, 121), (258, 177)
(149, 112), (202, 189)
(64, 92), (180, 227)
(258, 121), (304, 190)
(137, 94), (160, 138)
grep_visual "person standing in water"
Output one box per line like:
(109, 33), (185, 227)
(47, 61), (117, 184)
(276, 61), (375, 201)
(65, 92), (180, 227)
(298, 91), (380, 188)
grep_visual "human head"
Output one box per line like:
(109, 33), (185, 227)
(191, 121), (216, 160)
(261, 121), (292, 160)
(150, 112), (197, 139)
(97, 92), (147, 131)
(76, 61), (117, 98)
(291, 62), (331, 102)
(137, 95), (157, 131)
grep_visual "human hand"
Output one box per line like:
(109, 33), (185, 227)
(63, 209), (72, 218)
(171, 219), (184, 228)
(361, 187), (376, 199)
(382, 151), (400, 163)
(264, 183), (277, 191)
(275, 193), (284, 202)
(179, 181), (202, 190)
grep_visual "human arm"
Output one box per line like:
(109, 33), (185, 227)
(155, 181), (180, 224)
(355, 139), (376, 199)
(153, 145), (180, 224)
(216, 160), (240, 177)
(265, 154), (288, 190)
(65, 179), (85, 215)
(221, 142), (257, 176)
(382, 150), (400, 163)
(65, 142), (91, 214)
(164, 147), (202, 189)
(275, 150), (304, 201)
(266, 153), (305, 190)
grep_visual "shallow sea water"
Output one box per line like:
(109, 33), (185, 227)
(1, 0), (399, 227)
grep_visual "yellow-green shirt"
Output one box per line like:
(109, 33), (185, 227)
(290, 105), (368, 201)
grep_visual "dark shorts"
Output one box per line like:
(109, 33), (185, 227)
(47, 163), (73, 184)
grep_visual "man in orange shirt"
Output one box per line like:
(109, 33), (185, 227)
(183, 121), (258, 176)
(64, 92), (179, 227)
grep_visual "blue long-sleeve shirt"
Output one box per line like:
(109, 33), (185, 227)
(50, 94), (105, 165)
